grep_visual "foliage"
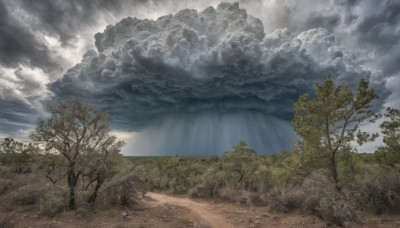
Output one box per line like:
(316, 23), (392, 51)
(35, 152), (65, 185)
(222, 141), (257, 188)
(318, 192), (359, 227)
(269, 186), (305, 213)
(38, 189), (66, 217)
(375, 107), (400, 167)
(292, 76), (378, 190)
(101, 172), (146, 208)
(0, 138), (37, 174)
(30, 100), (125, 209)
(351, 169), (400, 214)
(223, 141), (256, 157)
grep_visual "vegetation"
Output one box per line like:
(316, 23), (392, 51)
(375, 107), (400, 167)
(30, 100), (126, 209)
(292, 76), (378, 190)
(0, 138), (37, 174)
(0, 77), (399, 227)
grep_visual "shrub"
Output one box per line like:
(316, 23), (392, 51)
(198, 168), (225, 198)
(268, 186), (305, 213)
(352, 170), (400, 214)
(100, 173), (145, 208)
(318, 192), (359, 227)
(301, 171), (334, 213)
(248, 192), (267, 206)
(10, 185), (42, 205)
(217, 187), (240, 202)
(38, 190), (66, 217)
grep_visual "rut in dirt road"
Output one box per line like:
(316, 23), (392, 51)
(146, 192), (234, 228)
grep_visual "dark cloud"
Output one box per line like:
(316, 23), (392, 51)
(356, 1), (400, 50)
(0, 66), (50, 137)
(0, 0), (165, 70)
(0, 1), (55, 69)
(17, 0), (125, 45)
(51, 3), (384, 133)
(0, 0), (159, 137)
(0, 99), (38, 138)
(354, 0), (400, 75)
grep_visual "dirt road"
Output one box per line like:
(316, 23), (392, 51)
(146, 192), (234, 228)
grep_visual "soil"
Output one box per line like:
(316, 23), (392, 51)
(1, 192), (400, 228)
(147, 192), (234, 228)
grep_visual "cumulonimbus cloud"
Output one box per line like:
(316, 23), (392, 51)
(50, 2), (386, 131)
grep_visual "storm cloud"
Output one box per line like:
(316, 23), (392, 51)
(51, 3), (383, 130)
(0, 1), (55, 69)
(47, 2), (389, 154)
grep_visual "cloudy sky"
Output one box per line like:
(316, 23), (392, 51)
(0, 0), (399, 155)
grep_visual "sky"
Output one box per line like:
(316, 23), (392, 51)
(0, 0), (399, 155)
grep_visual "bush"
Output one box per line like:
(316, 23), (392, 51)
(199, 168), (225, 198)
(10, 185), (42, 205)
(318, 192), (359, 227)
(301, 172), (334, 213)
(248, 192), (267, 206)
(100, 173), (145, 208)
(352, 170), (400, 214)
(38, 189), (66, 217)
(216, 187), (241, 202)
(268, 186), (305, 213)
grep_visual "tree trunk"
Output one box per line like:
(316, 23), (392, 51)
(67, 167), (79, 210)
(331, 153), (341, 191)
(237, 170), (245, 184)
(87, 178), (103, 207)
(68, 186), (75, 210)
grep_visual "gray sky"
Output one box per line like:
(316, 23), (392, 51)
(0, 0), (399, 155)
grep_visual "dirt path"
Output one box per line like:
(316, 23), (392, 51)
(146, 192), (234, 228)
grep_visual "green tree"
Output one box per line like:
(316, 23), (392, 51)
(223, 141), (256, 157)
(292, 76), (378, 190)
(0, 138), (36, 173)
(375, 107), (400, 167)
(223, 141), (257, 186)
(30, 100), (124, 210)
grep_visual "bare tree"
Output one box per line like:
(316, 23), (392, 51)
(30, 100), (124, 210)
